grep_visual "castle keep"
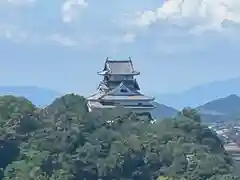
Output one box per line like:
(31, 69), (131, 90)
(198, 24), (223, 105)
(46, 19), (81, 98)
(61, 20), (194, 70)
(87, 58), (155, 114)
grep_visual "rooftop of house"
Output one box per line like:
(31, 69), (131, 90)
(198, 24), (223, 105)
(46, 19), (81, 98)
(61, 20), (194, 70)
(224, 143), (240, 152)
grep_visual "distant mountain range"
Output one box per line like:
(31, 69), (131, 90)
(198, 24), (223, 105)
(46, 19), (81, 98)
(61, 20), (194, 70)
(155, 77), (240, 109)
(197, 94), (240, 115)
(151, 102), (178, 119)
(153, 94), (240, 122)
(196, 94), (240, 122)
(0, 85), (178, 119)
(1, 83), (240, 122)
(0, 86), (61, 107)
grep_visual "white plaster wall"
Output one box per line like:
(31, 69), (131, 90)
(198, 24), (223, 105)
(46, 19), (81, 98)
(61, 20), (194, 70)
(112, 100), (153, 106)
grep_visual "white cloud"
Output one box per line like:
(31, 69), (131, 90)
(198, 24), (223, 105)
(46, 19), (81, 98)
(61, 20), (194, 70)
(126, 0), (240, 33)
(122, 33), (136, 43)
(49, 34), (78, 46)
(0, 25), (28, 43)
(62, 0), (88, 23)
(0, 25), (80, 46)
(5, 0), (35, 6)
(132, 10), (157, 27)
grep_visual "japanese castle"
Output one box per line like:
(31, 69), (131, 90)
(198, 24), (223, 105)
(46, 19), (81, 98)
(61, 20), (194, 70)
(87, 58), (156, 114)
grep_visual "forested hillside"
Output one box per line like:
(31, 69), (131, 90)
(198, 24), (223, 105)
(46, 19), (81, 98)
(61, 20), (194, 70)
(0, 94), (238, 180)
(197, 94), (240, 123)
(0, 86), (61, 107)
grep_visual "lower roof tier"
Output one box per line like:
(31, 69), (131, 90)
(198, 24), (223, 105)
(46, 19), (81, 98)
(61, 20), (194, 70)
(87, 94), (155, 101)
(103, 79), (140, 90)
(101, 95), (155, 101)
(87, 100), (156, 109)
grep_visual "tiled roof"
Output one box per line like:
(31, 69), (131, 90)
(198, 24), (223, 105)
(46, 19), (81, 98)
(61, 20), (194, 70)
(105, 79), (140, 90)
(101, 95), (155, 101)
(87, 100), (155, 109)
(106, 60), (134, 74)
(98, 58), (140, 75)
(87, 90), (106, 100)
(105, 81), (138, 95)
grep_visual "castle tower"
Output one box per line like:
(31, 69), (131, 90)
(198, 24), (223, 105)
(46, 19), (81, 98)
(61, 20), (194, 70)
(87, 57), (155, 114)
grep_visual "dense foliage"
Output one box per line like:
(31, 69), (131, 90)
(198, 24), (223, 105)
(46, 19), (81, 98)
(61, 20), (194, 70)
(0, 94), (238, 180)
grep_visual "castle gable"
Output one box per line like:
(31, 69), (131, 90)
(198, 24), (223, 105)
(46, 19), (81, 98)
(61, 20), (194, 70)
(107, 82), (138, 96)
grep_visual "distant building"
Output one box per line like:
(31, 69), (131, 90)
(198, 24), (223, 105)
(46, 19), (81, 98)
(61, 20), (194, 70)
(224, 142), (240, 161)
(87, 57), (155, 115)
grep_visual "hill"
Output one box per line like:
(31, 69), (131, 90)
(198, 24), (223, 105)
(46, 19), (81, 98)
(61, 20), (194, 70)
(152, 102), (178, 119)
(197, 94), (240, 115)
(0, 86), (177, 119)
(155, 77), (240, 109)
(0, 94), (237, 180)
(197, 94), (240, 122)
(0, 86), (61, 107)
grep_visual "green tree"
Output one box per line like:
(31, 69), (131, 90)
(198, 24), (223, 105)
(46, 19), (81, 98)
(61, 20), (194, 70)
(0, 94), (238, 180)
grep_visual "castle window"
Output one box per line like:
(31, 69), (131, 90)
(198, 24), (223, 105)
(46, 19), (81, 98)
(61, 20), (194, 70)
(100, 101), (115, 106)
(120, 88), (128, 93)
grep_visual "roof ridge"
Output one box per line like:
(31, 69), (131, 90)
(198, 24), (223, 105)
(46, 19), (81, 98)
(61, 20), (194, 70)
(98, 57), (140, 75)
(106, 60), (131, 62)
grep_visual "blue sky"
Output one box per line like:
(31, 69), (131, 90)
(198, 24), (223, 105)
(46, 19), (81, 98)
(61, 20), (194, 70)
(0, 0), (240, 95)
